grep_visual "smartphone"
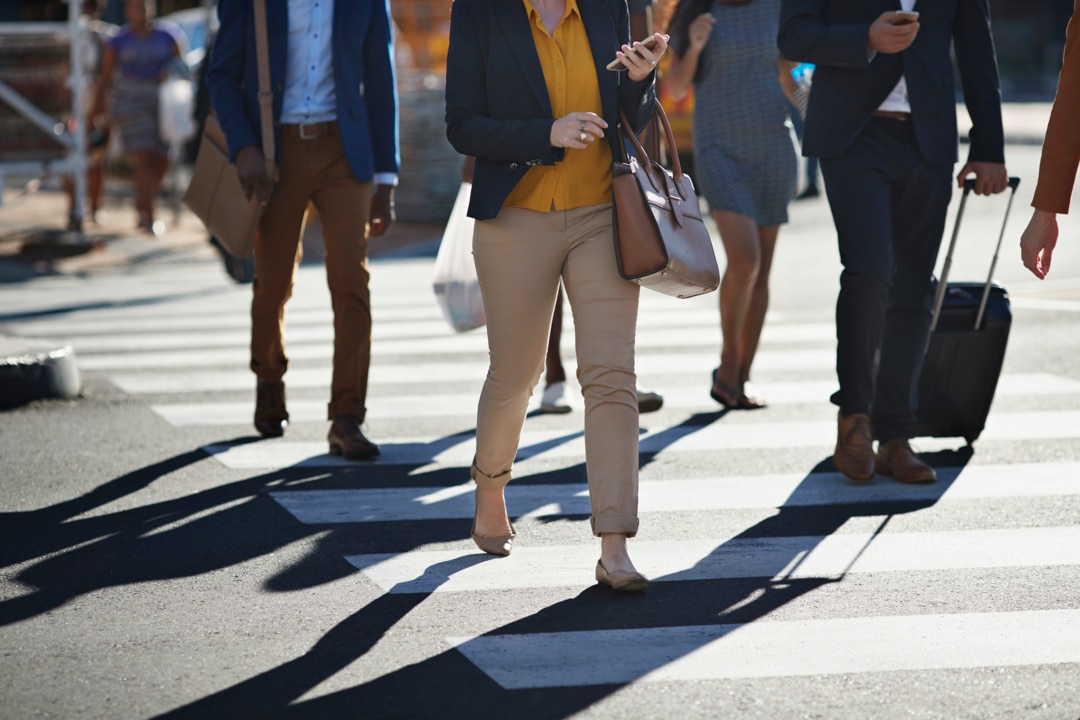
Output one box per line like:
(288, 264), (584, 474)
(890, 10), (920, 25)
(606, 35), (659, 72)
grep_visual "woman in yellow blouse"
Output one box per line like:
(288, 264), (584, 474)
(445, 0), (667, 591)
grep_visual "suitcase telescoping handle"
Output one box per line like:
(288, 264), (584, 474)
(930, 176), (1021, 333)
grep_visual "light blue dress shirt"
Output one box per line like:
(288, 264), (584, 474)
(280, 0), (336, 124)
(279, 0), (397, 186)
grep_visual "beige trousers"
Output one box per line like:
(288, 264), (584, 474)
(472, 203), (640, 536)
(250, 123), (373, 421)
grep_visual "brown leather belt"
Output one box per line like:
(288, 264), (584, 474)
(874, 110), (912, 121)
(281, 120), (338, 139)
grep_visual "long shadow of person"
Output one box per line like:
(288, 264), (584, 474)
(0, 425), (530, 627)
(1, 403), (701, 629)
(142, 412), (731, 717)
(254, 449), (970, 719)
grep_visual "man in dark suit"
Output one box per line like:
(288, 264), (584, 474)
(778, 2), (1008, 484)
(208, 0), (399, 460)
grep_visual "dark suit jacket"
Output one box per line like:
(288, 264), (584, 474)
(1033, 0), (1080, 214)
(207, 0), (399, 183)
(445, 0), (657, 220)
(778, 0), (1004, 166)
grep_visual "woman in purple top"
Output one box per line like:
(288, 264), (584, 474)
(92, 0), (182, 235)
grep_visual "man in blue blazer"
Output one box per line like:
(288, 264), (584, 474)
(208, 0), (399, 460)
(778, 2), (1008, 484)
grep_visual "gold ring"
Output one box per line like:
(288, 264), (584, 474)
(579, 132), (588, 141)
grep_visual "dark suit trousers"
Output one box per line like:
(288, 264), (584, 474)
(820, 117), (952, 442)
(250, 123), (373, 422)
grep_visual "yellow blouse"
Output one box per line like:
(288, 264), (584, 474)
(503, 0), (612, 211)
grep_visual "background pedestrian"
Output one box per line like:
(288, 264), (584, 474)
(663, 0), (798, 410)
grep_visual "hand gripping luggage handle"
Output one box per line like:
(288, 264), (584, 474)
(929, 176), (1020, 333)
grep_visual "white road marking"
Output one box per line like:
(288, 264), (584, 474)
(449, 610), (1080, 688)
(344, 526), (1080, 594)
(202, 410), (1080, 468)
(269, 462), (1080, 524)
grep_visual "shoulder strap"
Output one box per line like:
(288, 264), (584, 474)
(253, 0), (275, 176)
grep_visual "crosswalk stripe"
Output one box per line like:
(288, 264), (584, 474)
(267, 461), (1080, 524)
(449, 609), (1080, 687)
(76, 338), (829, 371)
(344, 526), (1080, 593)
(9, 305), (820, 338)
(82, 345), (833, 371)
(152, 373), (1079, 424)
(3, 305), (441, 335)
(202, 410), (1080, 469)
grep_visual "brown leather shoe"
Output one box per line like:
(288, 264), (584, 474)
(875, 438), (937, 484)
(834, 412), (875, 482)
(254, 380), (288, 437)
(328, 414), (380, 461)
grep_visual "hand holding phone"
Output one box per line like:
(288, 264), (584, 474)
(890, 10), (919, 25)
(869, 10), (920, 54)
(606, 35), (659, 72)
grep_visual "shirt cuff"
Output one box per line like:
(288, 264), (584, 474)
(373, 173), (398, 187)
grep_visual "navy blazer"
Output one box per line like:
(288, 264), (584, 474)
(207, 0), (399, 183)
(445, 0), (657, 220)
(778, 0), (1005, 166)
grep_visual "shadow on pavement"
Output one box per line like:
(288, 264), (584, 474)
(142, 426), (970, 719)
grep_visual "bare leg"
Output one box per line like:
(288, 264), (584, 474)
(87, 159), (104, 217)
(736, 225), (779, 405)
(712, 209), (762, 401)
(473, 486), (513, 538)
(134, 149), (169, 230)
(600, 532), (639, 575)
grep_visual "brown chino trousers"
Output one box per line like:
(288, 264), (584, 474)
(472, 204), (641, 537)
(250, 122), (373, 421)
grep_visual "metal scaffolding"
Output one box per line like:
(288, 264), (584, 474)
(0, 0), (88, 237)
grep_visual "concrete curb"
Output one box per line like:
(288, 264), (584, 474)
(0, 336), (82, 410)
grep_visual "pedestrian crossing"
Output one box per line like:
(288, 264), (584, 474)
(6, 258), (1079, 700)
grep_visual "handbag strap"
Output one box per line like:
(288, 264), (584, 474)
(253, 0), (276, 177)
(618, 103), (685, 188)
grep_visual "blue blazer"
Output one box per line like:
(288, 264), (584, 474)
(778, 0), (1005, 166)
(445, 0), (657, 220)
(207, 0), (399, 182)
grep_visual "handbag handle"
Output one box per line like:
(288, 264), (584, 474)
(253, 0), (276, 178)
(618, 103), (685, 197)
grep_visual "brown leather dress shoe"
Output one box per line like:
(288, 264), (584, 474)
(834, 412), (875, 482)
(328, 414), (380, 461)
(254, 380), (288, 437)
(875, 438), (937, 484)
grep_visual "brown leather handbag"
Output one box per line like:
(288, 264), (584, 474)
(611, 103), (719, 299)
(182, 0), (275, 259)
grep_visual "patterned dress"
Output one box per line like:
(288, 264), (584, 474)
(690, 0), (797, 226)
(108, 21), (183, 153)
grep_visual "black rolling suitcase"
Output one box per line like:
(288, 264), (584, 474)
(914, 176), (1020, 445)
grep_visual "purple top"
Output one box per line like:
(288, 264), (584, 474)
(109, 21), (183, 81)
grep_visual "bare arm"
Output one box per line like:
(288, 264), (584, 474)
(90, 45), (114, 121)
(661, 12), (713, 101)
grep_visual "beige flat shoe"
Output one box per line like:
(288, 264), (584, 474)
(595, 559), (649, 592)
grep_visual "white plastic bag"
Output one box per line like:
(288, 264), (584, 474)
(159, 76), (197, 144)
(433, 182), (486, 332)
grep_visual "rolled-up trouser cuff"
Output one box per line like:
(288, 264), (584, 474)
(471, 460), (511, 490)
(591, 513), (639, 538)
